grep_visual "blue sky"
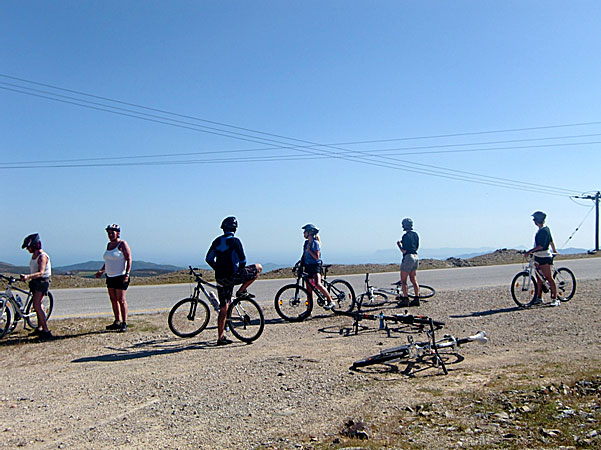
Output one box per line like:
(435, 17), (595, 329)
(2, 1), (600, 266)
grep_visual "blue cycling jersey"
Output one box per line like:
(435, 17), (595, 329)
(205, 232), (246, 279)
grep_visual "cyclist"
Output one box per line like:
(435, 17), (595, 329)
(301, 224), (334, 309)
(396, 218), (420, 307)
(95, 224), (132, 332)
(19, 233), (53, 340)
(206, 217), (262, 345)
(525, 211), (559, 307)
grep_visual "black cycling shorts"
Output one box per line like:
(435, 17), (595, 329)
(29, 278), (50, 294)
(106, 274), (130, 290)
(216, 264), (259, 307)
(304, 263), (322, 276)
(534, 256), (554, 266)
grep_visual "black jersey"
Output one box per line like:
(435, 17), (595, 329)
(205, 233), (246, 279)
(401, 230), (419, 255)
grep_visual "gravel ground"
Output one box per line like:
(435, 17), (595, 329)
(1, 279), (600, 449)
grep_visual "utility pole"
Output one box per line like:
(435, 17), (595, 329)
(574, 191), (600, 253)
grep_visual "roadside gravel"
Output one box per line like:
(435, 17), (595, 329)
(1, 280), (600, 449)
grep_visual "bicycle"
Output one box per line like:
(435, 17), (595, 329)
(351, 319), (488, 376)
(168, 267), (264, 343)
(274, 262), (356, 322)
(0, 274), (54, 339)
(356, 273), (435, 308)
(510, 254), (576, 307)
(334, 308), (445, 336)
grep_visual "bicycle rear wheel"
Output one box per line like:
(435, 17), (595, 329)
(510, 271), (537, 307)
(168, 298), (210, 337)
(408, 284), (435, 299)
(352, 349), (409, 368)
(274, 284), (312, 322)
(0, 297), (12, 339)
(228, 297), (264, 343)
(25, 291), (54, 329)
(554, 267), (576, 301)
(328, 279), (356, 312)
(357, 292), (388, 309)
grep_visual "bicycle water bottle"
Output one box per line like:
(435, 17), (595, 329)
(379, 312), (385, 330)
(15, 294), (23, 309)
(208, 292), (220, 311)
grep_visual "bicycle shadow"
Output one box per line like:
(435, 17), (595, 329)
(0, 329), (107, 347)
(450, 306), (523, 318)
(71, 334), (256, 363)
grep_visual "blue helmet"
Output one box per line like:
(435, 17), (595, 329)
(401, 218), (413, 231)
(302, 224), (319, 235)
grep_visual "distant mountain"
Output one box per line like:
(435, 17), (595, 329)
(0, 262), (28, 274)
(54, 260), (184, 274)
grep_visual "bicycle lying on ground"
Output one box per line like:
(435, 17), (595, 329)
(0, 274), (54, 339)
(351, 319), (488, 376)
(333, 308), (445, 336)
(356, 273), (435, 308)
(510, 254), (576, 308)
(274, 263), (356, 322)
(168, 267), (264, 343)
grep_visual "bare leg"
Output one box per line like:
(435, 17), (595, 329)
(312, 273), (333, 303)
(400, 270), (409, 298)
(107, 288), (122, 323)
(114, 288), (128, 323)
(32, 291), (49, 332)
(408, 271), (419, 297)
(539, 264), (557, 298)
(217, 303), (229, 340)
(236, 264), (263, 295)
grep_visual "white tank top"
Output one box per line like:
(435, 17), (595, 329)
(30, 251), (51, 278)
(103, 243), (127, 277)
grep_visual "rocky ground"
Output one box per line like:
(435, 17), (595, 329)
(0, 279), (600, 449)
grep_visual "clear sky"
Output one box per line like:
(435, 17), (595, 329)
(2, 1), (600, 266)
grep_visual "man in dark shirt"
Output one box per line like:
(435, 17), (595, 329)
(206, 217), (262, 344)
(396, 218), (420, 307)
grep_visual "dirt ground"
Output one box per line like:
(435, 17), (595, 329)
(1, 279), (600, 449)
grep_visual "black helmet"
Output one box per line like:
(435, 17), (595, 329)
(22, 233), (41, 249)
(302, 223), (319, 235)
(532, 211), (546, 223)
(105, 224), (121, 232)
(221, 216), (238, 232)
(401, 218), (413, 231)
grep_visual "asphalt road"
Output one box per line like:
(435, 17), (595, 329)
(50, 257), (600, 319)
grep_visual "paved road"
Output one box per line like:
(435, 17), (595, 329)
(51, 257), (600, 319)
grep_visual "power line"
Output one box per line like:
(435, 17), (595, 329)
(0, 76), (590, 196)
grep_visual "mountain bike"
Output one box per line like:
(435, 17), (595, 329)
(168, 267), (264, 343)
(0, 274), (54, 339)
(334, 308), (445, 336)
(351, 319), (488, 376)
(274, 263), (356, 322)
(510, 254), (576, 307)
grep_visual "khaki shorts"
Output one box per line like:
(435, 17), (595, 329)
(400, 254), (419, 272)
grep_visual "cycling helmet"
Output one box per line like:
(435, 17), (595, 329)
(221, 216), (238, 232)
(531, 211), (547, 224)
(105, 224), (121, 232)
(302, 223), (319, 235)
(22, 233), (41, 249)
(401, 218), (413, 231)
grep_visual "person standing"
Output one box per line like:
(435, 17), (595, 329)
(301, 224), (334, 309)
(20, 233), (53, 340)
(525, 211), (559, 306)
(206, 217), (262, 345)
(396, 218), (420, 307)
(95, 224), (132, 331)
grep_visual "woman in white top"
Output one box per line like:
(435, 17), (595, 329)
(19, 233), (53, 340)
(95, 224), (132, 332)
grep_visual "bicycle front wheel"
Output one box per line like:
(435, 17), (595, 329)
(228, 297), (264, 343)
(25, 291), (54, 329)
(274, 284), (312, 322)
(328, 279), (356, 313)
(510, 271), (537, 307)
(408, 284), (436, 299)
(554, 267), (576, 301)
(168, 298), (210, 337)
(357, 292), (388, 309)
(0, 297), (12, 339)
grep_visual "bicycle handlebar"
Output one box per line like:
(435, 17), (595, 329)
(0, 274), (17, 284)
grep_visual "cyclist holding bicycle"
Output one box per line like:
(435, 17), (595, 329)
(206, 217), (262, 345)
(19, 233), (53, 340)
(525, 211), (559, 307)
(301, 224), (335, 309)
(396, 218), (420, 307)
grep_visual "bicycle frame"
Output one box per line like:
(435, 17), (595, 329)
(0, 275), (36, 328)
